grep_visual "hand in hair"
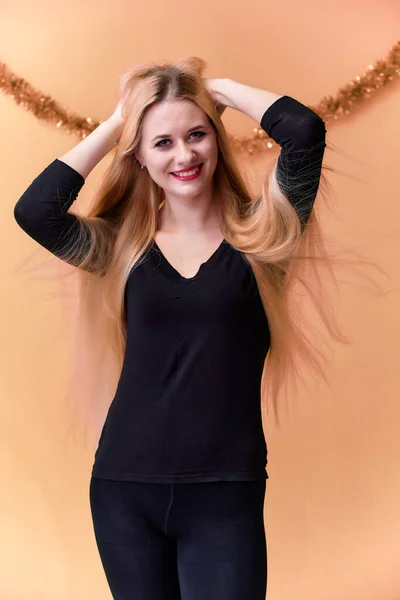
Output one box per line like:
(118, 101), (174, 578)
(106, 100), (125, 145)
(109, 99), (124, 127)
(204, 78), (228, 117)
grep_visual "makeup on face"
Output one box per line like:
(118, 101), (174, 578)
(170, 163), (204, 181)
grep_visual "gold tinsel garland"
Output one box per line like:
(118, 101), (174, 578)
(1, 40), (399, 154)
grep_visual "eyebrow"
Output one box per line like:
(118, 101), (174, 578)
(151, 125), (207, 143)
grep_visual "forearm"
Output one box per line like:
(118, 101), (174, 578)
(58, 117), (122, 179)
(213, 78), (284, 123)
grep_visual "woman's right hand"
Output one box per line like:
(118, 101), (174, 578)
(107, 65), (147, 139)
(106, 100), (124, 143)
(108, 99), (124, 125)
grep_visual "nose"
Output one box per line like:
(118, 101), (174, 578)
(175, 141), (196, 166)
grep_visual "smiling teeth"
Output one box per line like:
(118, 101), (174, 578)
(173, 166), (200, 177)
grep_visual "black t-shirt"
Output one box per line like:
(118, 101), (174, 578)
(14, 96), (326, 483)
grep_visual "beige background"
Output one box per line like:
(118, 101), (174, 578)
(1, 1), (400, 598)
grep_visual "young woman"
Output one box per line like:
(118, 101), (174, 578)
(14, 57), (330, 599)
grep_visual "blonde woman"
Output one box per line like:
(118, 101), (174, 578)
(14, 58), (330, 599)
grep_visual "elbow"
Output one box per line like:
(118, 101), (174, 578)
(296, 116), (326, 148)
(14, 202), (28, 229)
(14, 202), (26, 228)
(14, 201), (38, 236)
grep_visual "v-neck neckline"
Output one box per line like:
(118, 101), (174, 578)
(152, 238), (229, 282)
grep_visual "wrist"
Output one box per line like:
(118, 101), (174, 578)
(212, 78), (237, 111)
(104, 116), (124, 145)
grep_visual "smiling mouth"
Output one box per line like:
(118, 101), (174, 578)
(170, 163), (204, 179)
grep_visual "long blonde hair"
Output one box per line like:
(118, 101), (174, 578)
(16, 57), (383, 449)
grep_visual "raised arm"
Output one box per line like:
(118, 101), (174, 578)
(206, 79), (327, 227)
(259, 95), (326, 228)
(13, 111), (123, 269)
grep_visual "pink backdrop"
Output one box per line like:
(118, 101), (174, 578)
(1, 1), (400, 598)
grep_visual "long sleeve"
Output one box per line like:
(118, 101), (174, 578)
(14, 158), (91, 261)
(259, 95), (327, 227)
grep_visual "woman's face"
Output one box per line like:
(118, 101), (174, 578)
(135, 99), (219, 202)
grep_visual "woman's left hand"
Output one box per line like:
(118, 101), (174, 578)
(204, 78), (228, 116)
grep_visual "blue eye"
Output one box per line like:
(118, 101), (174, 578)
(155, 131), (205, 148)
(155, 139), (170, 148)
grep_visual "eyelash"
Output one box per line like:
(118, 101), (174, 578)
(155, 131), (206, 148)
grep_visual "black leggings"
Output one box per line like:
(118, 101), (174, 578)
(89, 477), (267, 600)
